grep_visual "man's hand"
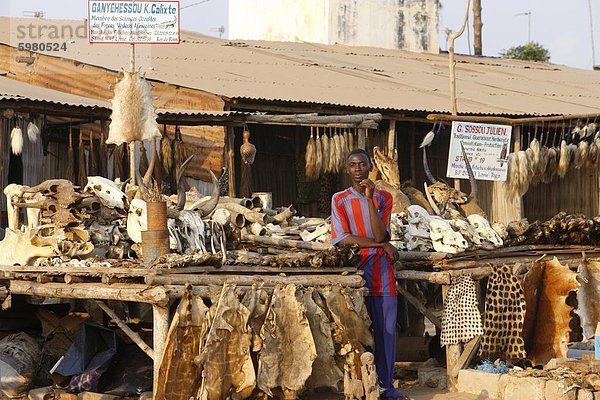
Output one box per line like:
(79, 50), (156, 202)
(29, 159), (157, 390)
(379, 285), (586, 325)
(360, 179), (376, 199)
(383, 242), (399, 263)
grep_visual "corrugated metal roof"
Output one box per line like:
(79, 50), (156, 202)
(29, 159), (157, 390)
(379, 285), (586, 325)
(2, 17), (600, 116)
(0, 74), (109, 108)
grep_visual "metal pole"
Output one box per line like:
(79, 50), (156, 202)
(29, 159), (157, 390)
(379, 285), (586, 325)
(129, 43), (136, 72)
(528, 11), (531, 43)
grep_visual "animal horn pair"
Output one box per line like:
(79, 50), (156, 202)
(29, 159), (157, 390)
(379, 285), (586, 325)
(460, 142), (478, 198)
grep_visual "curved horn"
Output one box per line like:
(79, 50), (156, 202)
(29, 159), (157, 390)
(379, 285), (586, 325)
(197, 170), (220, 217)
(460, 142), (477, 198)
(422, 147), (437, 184)
(142, 139), (158, 187)
(176, 155), (195, 210)
(424, 182), (441, 216)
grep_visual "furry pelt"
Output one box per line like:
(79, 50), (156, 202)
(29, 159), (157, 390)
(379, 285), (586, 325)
(588, 140), (599, 167)
(558, 140), (570, 178)
(305, 132), (317, 181)
(321, 133), (330, 174)
(107, 71), (161, 145)
(10, 126), (23, 155)
(27, 122), (39, 143)
(541, 147), (557, 183)
(575, 140), (588, 169)
(315, 130), (323, 178)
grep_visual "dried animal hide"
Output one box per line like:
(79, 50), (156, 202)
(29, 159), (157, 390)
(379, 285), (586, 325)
(11, 124), (23, 155)
(27, 121), (39, 143)
(541, 147), (558, 184)
(107, 71), (161, 145)
(155, 286), (209, 400)
(515, 150), (530, 196)
(257, 284), (317, 397)
(330, 133), (340, 174)
(400, 184), (434, 215)
(161, 134), (173, 178)
(320, 286), (373, 378)
(536, 145), (548, 180)
(575, 140), (588, 169)
(346, 130), (354, 153)
(522, 257), (579, 366)
(300, 288), (344, 392)
(241, 285), (271, 352)
(587, 141), (598, 167)
(340, 132), (349, 166)
(441, 274), (483, 345)
(321, 133), (330, 174)
(315, 130), (323, 179)
(528, 138), (541, 182)
(198, 284), (255, 400)
(576, 260), (600, 339)
(305, 131), (317, 181)
(373, 146), (400, 187)
(478, 265), (527, 363)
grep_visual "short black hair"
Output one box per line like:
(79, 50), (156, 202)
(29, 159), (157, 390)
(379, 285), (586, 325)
(348, 148), (372, 167)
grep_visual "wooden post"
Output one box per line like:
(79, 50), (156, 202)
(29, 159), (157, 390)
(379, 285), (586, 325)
(226, 127), (236, 197)
(473, 0), (483, 56)
(442, 284), (462, 391)
(387, 120), (396, 158)
(153, 304), (169, 391)
(513, 125), (523, 219)
(358, 128), (366, 150)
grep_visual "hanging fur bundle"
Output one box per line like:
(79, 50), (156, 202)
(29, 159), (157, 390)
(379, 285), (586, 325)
(107, 70), (161, 145)
(515, 150), (530, 196)
(315, 128), (323, 178)
(589, 140), (599, 167)
(537, 145), (549, 179)
(558, 140), (570, 178)
(340, 130), (348, 166)
(321, 132), (330, 174)
(348, 130), (354, 152)
(542, 147), (558, 183)
(10, 124), (23, 155)
(26, 122), (39, 143)
(528, 138), (541, 183)
(161, 134), (173, 176)
(505, 153), (519, 198)
(568, 143), (579, 171)
(332, 132), (342, 173)
(305, 128), (317, 181)
(329, 132), (339, 173)
(575, 140), (588, 169)
(139, 142), (149, 176)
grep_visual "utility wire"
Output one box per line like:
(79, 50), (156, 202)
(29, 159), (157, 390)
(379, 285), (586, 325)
(181, 0), (212, 10)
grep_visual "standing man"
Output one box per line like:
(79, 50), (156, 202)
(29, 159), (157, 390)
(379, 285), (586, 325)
(331, 149), (409, 400)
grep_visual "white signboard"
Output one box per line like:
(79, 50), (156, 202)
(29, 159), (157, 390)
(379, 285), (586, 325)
(88, 1), (180, 43)
(446, 121), (512, 182)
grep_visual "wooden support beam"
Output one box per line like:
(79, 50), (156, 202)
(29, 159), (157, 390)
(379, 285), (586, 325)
(245, 113), (382, 128)
(147, 273), (364, 288)
(396, 283), (442, 329)
(95, 300), (154, 359)
(395, 270), (451, 285)
(153, 304), (170, 392)
(451, 336), (481, 377)
(9, 281), (170, 306)
(442, 284), (462, 392)
(358, 128), (366, 150)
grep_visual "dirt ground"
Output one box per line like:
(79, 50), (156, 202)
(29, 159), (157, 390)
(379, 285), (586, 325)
(403, 387), (488, 399)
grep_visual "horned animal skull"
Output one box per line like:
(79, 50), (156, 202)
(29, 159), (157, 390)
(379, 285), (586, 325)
(127, 199), (148, 243)
(467, 214), (503, 247)
(429, 218), (468, 254)
(450, 218), (483, 246)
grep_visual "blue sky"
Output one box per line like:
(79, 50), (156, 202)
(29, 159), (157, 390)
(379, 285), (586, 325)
(1, 0), (597, 69)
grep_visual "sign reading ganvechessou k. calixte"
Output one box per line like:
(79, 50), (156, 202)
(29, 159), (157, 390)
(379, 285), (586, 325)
(446, 121), (512, 182)
(88, 0), (180, 43)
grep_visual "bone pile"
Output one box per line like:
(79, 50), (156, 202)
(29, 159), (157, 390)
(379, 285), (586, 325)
(155, 284), (373, 400)
(503, 212), (600, 246)
(505, 122), (600, 198)
(390, 205), (503, 254)
(304, 128), (353, 181)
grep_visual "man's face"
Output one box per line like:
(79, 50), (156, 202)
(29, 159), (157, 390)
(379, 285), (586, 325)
(347, 153), (371, 183)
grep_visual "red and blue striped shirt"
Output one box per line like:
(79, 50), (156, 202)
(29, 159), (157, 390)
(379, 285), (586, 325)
(331, 186), (396, 297)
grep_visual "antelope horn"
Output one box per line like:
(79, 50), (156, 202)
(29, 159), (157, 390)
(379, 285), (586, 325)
(143, 139), (158, 187)
(460, 142), (478, 198)
(198, 170), (221, 217)
(176, 155), (195, 210)
(423, 182), (441, 216)
(422, 147), (437, 184)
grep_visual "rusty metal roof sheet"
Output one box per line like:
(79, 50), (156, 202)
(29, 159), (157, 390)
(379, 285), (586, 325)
(2, 17), (600, 116)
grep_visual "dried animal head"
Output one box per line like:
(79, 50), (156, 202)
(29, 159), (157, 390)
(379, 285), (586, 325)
(429, 218), (468, 254)
(84, 176), (128, 210)
(373, 146), (400, 187)
(467, 214), (503, 247)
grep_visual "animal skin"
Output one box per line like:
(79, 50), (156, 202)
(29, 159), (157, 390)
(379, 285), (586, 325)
(300, 288), (344, 392)
(198, 284), (255, 400)
(257, 284), (317, 397)
(522, 257), (579, 365)
(576, 260), (600, 339)
(315, 130), (323, 179)
(305, 131), (317, 181)
(155, 285), (209, 400)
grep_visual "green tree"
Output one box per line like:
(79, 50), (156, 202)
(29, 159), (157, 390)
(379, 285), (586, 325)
(500, 42), (551, 62)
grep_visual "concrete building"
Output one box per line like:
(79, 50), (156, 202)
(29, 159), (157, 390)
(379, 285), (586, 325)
(228, 0), (440, 53)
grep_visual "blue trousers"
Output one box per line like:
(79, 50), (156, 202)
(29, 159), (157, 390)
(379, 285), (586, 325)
(365, 295), (397, 395)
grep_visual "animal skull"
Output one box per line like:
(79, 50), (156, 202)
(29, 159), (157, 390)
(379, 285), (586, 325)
(450, 218), (483, 246)
(127, 199), (148, 243)
(467, 214), (503, 247)
(429, 219), (468, 254)
(84, 176), (127, 210)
